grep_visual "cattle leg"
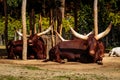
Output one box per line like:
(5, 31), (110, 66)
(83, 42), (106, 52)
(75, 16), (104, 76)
(43, 45), (47, 59)
(8, 48), (16, 59)
(55, 47), (62, 63)
(94, 55), (103, 65)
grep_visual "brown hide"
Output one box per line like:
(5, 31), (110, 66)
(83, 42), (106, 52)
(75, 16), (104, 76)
(59, 39), (88, 50)
(48, 44), (95, 63)
(95, 41), (105, 62)
(7, 40), (35, 59)
(28, 34), (46, 59)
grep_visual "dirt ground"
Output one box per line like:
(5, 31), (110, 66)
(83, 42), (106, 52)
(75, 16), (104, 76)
(0, 54), (120, 80)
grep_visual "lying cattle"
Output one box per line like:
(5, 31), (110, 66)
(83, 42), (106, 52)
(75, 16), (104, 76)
(8, 24), (53, 59)
(108, 47), (120, 57)
(7, 40), (35, 59)
(44, 31), (95, 63)
(47, 42), (95, 63)
(28, 35), (47, 59)
(45, 22), (112, 65)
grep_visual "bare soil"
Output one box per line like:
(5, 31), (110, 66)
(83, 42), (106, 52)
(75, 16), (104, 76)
(0, 54), (120, 80)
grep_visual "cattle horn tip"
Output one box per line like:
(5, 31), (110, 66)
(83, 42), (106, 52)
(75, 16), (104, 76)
(95, 22), (112, 40)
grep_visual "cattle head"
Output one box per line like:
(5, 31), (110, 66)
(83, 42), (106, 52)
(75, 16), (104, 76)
(15, 24), (53, 46)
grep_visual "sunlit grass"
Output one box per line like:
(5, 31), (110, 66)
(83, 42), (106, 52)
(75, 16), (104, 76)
(52, 74), (108, 80)
(22, 66), (43, 70)
(0, 75), (26, 80)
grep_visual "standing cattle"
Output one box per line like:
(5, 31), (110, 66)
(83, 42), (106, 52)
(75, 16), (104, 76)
(45, 22), (112, 65)
(8, 24), (53, 59)
(109, 47), (120, 57)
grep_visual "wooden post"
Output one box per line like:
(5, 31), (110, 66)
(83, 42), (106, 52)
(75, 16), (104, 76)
(94, 0), (98, 36)
(22, 0), (27, 60)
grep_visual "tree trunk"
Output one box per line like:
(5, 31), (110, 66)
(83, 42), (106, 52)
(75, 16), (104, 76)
(60, 0), (65, 18)
(56, 0), (65, 35)
(94, 0), (98, 36)
(38, 13), (42, 32)
(22, 0), (27, 60)
(3, 0), (8, 50)
(29, 8), (35, 35)
(50, 9), (55, 47)
(73, 1), (78, 31)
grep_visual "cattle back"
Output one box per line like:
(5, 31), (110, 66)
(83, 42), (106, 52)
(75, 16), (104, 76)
(59, 40), (88, 50)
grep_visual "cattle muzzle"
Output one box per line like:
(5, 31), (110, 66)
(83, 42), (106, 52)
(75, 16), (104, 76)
(28, 40), (33, 46)
(89, 50), (95, 55)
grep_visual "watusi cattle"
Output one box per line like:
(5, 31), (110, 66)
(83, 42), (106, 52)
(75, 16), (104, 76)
(45, 22), (112, 65)
(8, 24), (53, 59)
(27, 24), (52, 59)
(44, 31), (94, 63)
(109, 47), (120, 57)
(7, 40), (35, 59)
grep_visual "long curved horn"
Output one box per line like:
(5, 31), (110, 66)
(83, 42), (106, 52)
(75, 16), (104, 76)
(14, 27), (30, 37)
(86, 31), (93, 36)
(95, 22), (112, 40)
(16, 31), (30, 37)
(69, 26), (88, 40)
(16, 30), (23, 37)
(14, 27), (23, 37)
(37, 24), (53, 36)
(55, 31), (69, 41)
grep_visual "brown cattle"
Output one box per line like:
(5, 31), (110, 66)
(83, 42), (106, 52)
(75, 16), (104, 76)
(28, 34), (47, 59)
(7, 40), (35, 59)
(8, 24), (53, 59)
(45, 22), (112, 65)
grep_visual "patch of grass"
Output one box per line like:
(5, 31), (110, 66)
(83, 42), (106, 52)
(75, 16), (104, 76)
(0, 75), (26, 80)
(52, 74), (109, 80)
(23, 66), (43, 70)
(53, 75), (71, 80)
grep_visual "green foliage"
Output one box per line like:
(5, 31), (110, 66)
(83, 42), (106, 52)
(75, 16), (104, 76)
(0, 17), (4, 34)
(41, 18), (50, 29)
(78, 4), (93, 33)
(7, 16), (22, 39)
(108, 12), (120, 26)
(35, 14), (50, 32)
(7, 0), (22, 7)
(62, 15), (74, 32)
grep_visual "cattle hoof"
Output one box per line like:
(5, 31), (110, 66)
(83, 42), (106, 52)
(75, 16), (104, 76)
(97, 61), (103, 65)
(57, 61), (65, 64)
(59, 61), (65, 64)
(43, 59), (49, 62)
